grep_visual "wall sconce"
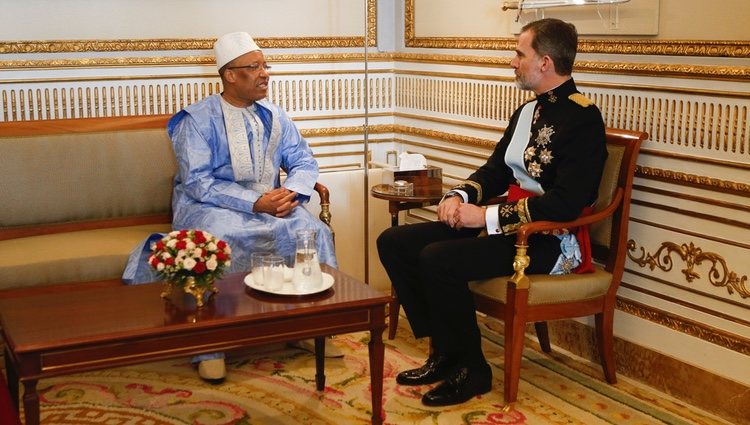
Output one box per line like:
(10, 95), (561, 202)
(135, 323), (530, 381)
(502, 0), (631, 28)
(502, 0), (630, 10)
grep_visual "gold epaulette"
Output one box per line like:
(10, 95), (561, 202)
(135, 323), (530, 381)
(569, 93), (594, 107)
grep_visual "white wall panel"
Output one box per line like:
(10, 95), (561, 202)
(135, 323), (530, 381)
(0, 0), (365, 39)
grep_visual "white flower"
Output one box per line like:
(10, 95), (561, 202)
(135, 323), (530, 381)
(156, 262), (165, 272)
(206, 241), (218, 251)
(185, 241), (196, 250)
(182, 257), (197, 271)
(166, 238), (178, 248)
(206, 256), (219, 271)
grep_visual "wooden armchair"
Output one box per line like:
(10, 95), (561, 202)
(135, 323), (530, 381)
(468, 128), (647, 404)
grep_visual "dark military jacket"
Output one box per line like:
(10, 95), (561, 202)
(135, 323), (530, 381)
(451, 78), (607, 234)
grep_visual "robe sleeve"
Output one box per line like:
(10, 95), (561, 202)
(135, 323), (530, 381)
(171, 114), (259, 214)
(276, 108), (319, 198)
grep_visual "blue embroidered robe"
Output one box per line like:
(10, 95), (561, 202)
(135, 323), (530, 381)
(123, 95), (336, 283)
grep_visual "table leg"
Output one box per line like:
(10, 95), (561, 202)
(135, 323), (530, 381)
(388, 289), (400, 340)
(3, 348), (18, 413)
(387, 201), (400, 227)
(22, 379), (39, 425)
(369, 327), (385, 425)
(314, 336), (326, 391)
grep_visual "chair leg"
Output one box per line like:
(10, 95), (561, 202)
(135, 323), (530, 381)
(595, 309), (617, 384)
(504, 285), (529, 404)
(388, 288), (399, 340)
(534, 321), (552, 353)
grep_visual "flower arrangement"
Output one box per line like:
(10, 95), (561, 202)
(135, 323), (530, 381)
(148, 229), (232, 289)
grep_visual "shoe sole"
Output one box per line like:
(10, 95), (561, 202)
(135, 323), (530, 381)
(421, 381), (492, 406)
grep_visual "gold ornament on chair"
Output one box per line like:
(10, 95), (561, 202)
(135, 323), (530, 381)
(148, 229), (232, 307)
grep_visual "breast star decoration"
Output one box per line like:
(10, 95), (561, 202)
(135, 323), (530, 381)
(524, 124), (556, 178)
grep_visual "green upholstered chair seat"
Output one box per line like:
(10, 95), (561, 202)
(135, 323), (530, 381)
(468, 265), (612, 305)
(0, 223), (171, 288)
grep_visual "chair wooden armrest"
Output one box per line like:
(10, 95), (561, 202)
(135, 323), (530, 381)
(515, 188), (623, 246)
(314, 182), (333, 228)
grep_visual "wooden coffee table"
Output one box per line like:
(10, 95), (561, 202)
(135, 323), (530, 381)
(0, 265), (390, 425)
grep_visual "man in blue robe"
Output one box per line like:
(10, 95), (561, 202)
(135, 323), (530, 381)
(124, 32), (337, 383)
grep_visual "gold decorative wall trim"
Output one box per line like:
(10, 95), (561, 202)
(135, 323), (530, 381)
(393, 124), (496, 149)
(633, 184), (750, 215)
(3, 51), (747, 82)
(636, 166), (750, 196)
(0, 53), (395, 71)
(404, 0), (750, 58)
(0, 0), (378, 53)
(616, 297), (750, 355)
(627, 239), (750, 301)
(300, 124), (393, 138)
(394, 53), (750, 81)
(0, 37), (367, 54)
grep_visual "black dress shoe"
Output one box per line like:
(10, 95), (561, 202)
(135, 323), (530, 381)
(421, 364), (492, 406)
(396, 355), (456, 386)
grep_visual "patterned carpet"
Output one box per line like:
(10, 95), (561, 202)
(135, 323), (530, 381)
(13, 314), (731, 425)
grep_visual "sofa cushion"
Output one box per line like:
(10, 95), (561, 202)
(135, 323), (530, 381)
(0, 224), (171, 289)
(0, 129), (175, 228)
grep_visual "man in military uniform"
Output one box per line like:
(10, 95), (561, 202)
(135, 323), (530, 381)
(377, 18), (607, 407)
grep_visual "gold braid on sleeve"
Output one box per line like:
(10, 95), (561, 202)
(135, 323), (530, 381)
(461, 180), (483, 203)
(516, 197), (532, 223)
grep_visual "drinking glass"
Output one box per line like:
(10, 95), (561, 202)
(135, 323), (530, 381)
(263, 255), (286, 291)
(251, 252), (272, 286)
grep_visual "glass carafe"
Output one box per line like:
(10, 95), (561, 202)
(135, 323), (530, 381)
(293, 229), (323, 291)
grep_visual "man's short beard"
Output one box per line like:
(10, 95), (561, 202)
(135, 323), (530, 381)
(515, 77), (532, 91)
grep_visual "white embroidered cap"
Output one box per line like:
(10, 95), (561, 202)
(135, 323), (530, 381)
(214, 32), (261, 70)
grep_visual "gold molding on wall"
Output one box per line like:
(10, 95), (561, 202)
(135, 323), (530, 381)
(403, 0), (750, 58)
(0, 0), (378, 53)
(0, 37), (368, 54)
(395, 53), (750, 82)
(0, 53), (396, 71)
(636, 166), (750, 196)
(616, 297), (750, 355)
(627, 239), (750, 301)
(3, 50), (748, 83)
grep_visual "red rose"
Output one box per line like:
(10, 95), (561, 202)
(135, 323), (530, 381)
(193, 230), (206, 244)
(155, 240), (166, 251)
(149, 256), (160, 267)
(193, 261), (206, 274)
(165, 257), (175, 265)
(177, 230), (189, 240)
(216, 251), (227, 262)
(176, 240), (187, 250)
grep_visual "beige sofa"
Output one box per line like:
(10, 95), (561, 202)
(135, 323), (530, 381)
(0, 115), (332, 294)
(0, 115), (176, 292)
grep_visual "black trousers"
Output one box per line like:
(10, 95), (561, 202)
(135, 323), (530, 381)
(377, 221), (561, 369)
